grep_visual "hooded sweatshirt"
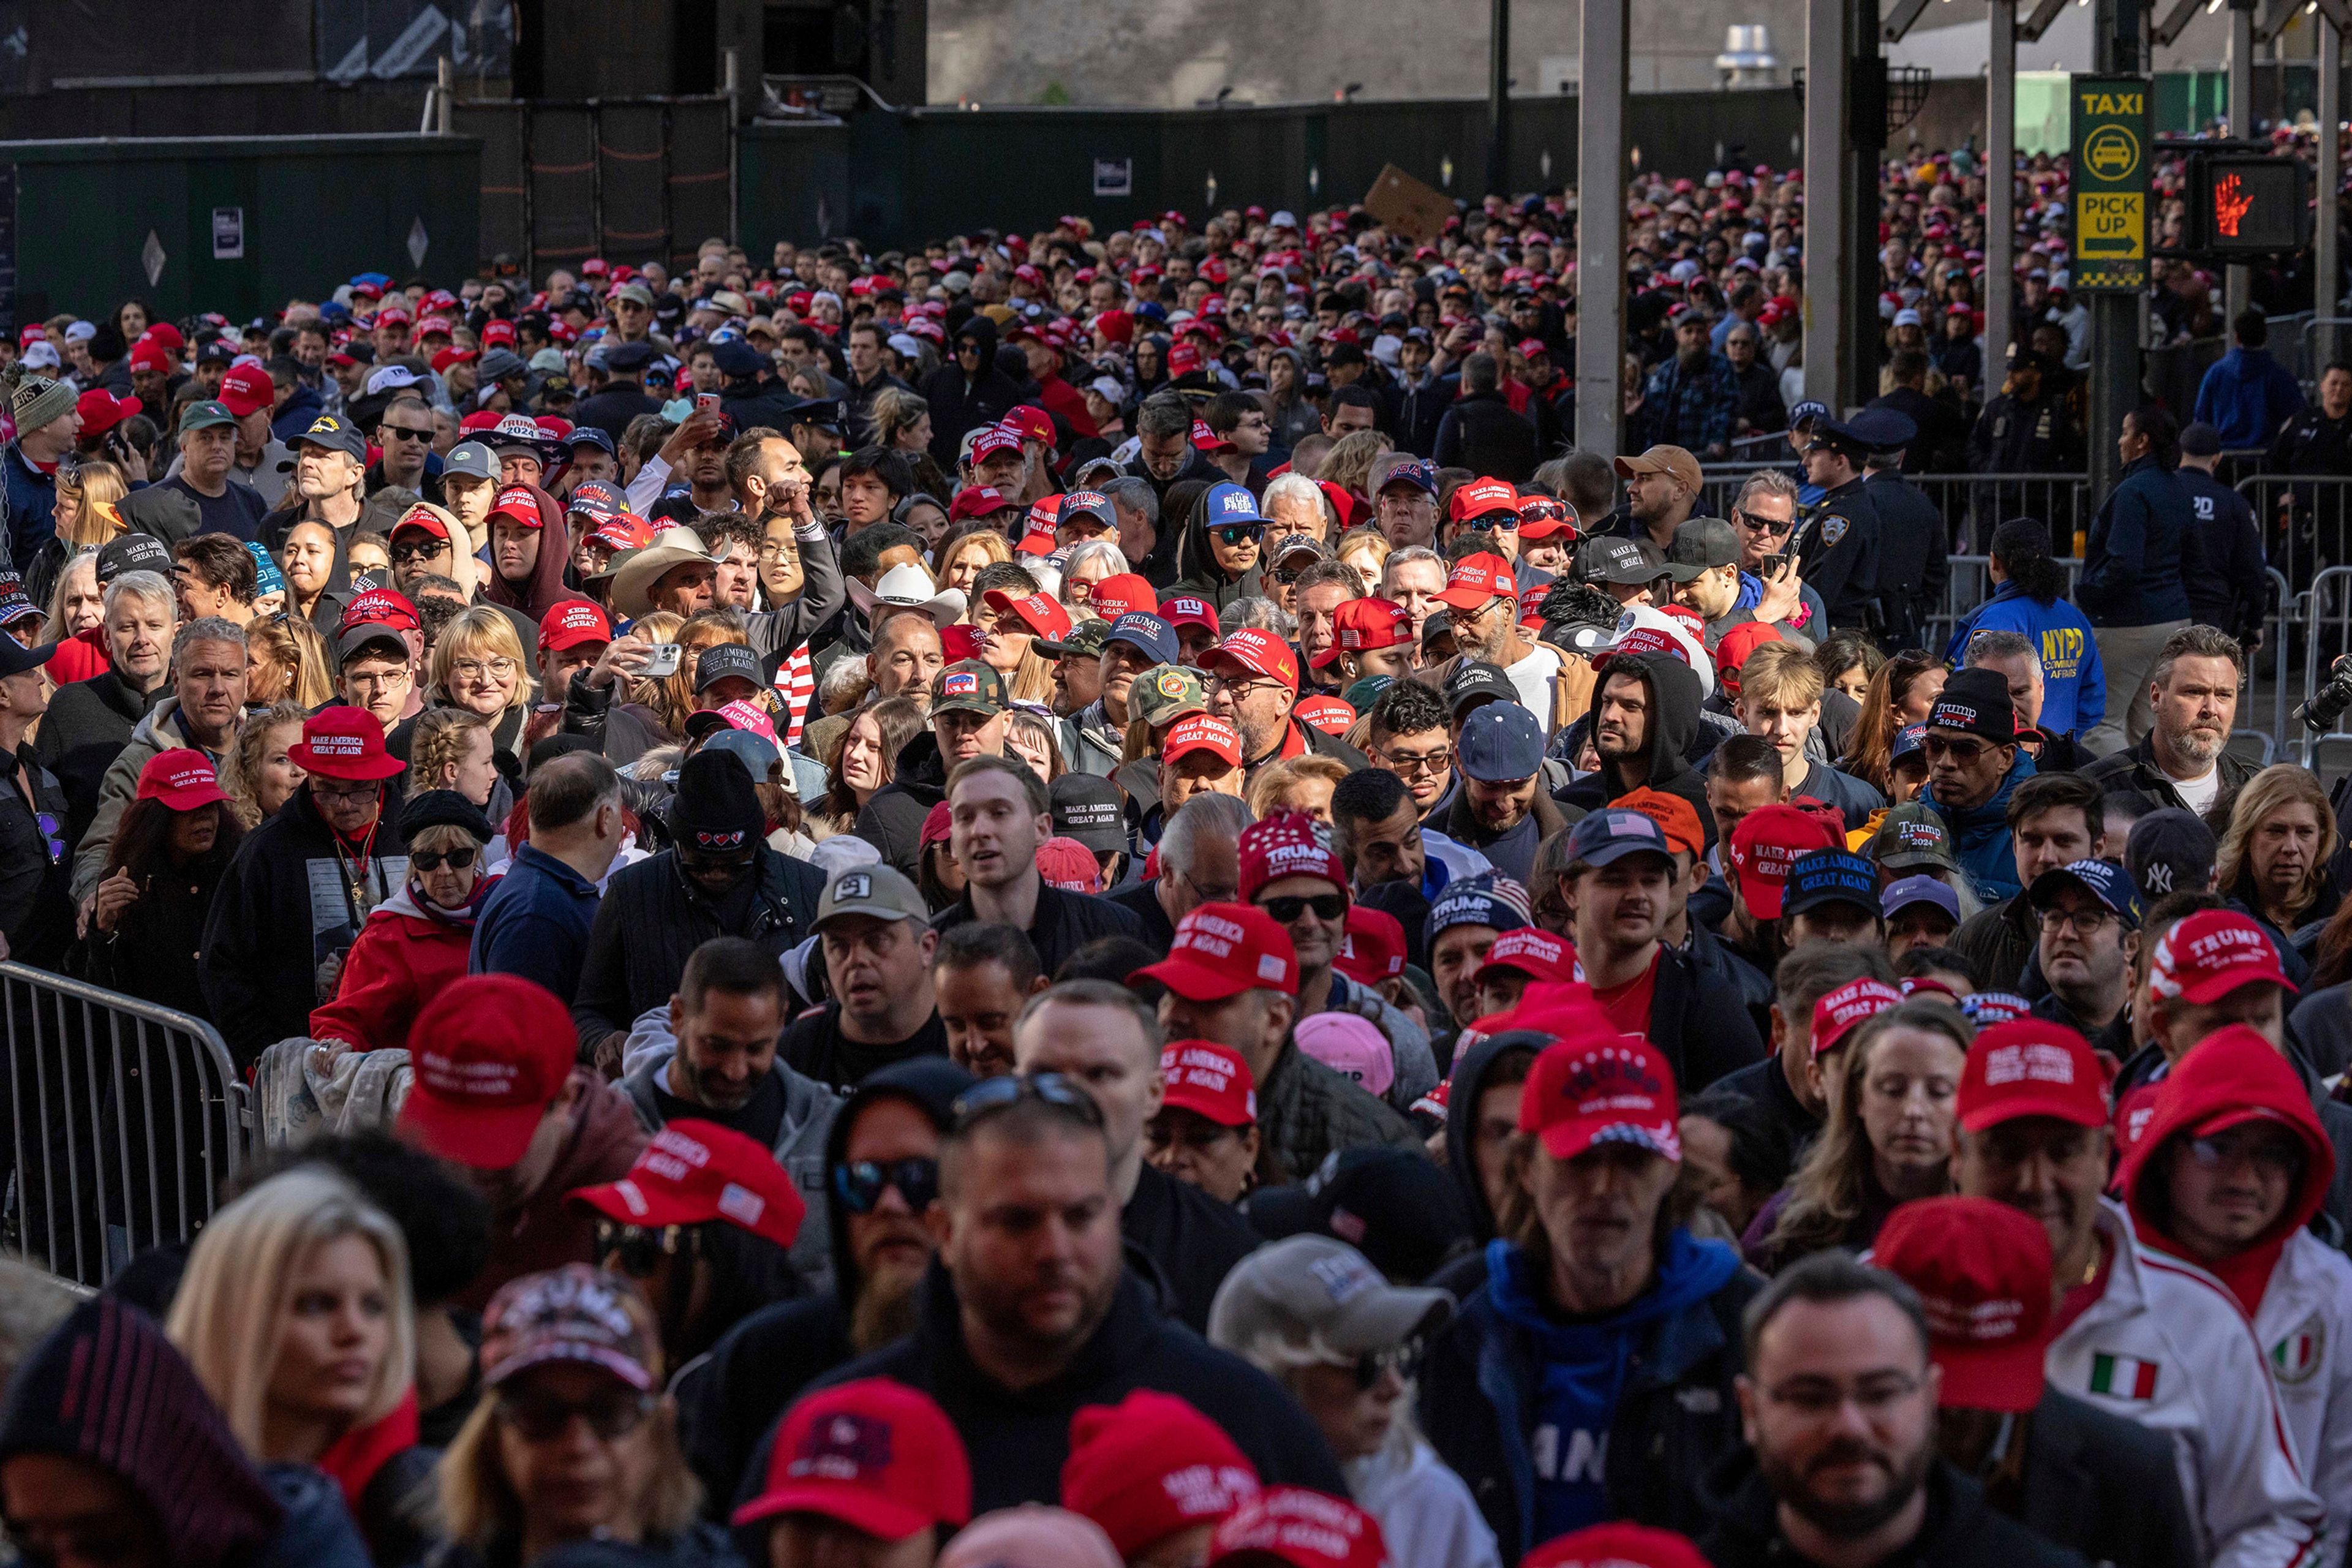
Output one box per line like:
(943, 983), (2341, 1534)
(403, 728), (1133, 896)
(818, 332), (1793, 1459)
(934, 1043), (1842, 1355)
(1555, 652), (1716, 851)
(1169, 484), (1270, 612)
(1442, 1031), (1542, 1245)
(1476, 1231), (1744, 1544)
(481, 483), (592, 624)
(2120, 1027), (2352, 1553)
(920, 315), (1025, 467)
(1924, 745), (2038, 903)
(675, 1058), (974, 1515)
(457, 1066), (647, 1311)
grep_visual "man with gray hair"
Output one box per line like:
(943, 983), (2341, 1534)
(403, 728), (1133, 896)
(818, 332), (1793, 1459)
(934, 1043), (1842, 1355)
(1724, 468), (1827, 641)
(70, 615), (247, 903)
(35, 566), (177, 853)
(1114, 791), (1249, 948)
(2081, 624), (2259, 821)
(1100, 475), (1171, 587)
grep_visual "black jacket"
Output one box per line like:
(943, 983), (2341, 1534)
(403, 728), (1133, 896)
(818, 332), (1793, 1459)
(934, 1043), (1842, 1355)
(1643, 940), (1768, 1094)
(1863, 468), (1950, 649)
(1799, 473), (1882, 630)
(1257, 1033), (1427, 1183)
(677, 1058), (973, 1514)
(931, 876), (1145, 979)
(853, 729), (949, 882)
(920, 316), (1025, 467)
(0, 745), (72, 973)
(1950, 892), (2038, 995)
(32, 668), (164, 856)
(1434, 389), (1540, 482)
(1123, 1159), (1261, 1333)
(571, 846), (825, 1053)
(1707, 1052), (1821, 1169)
(1108, 878), (1176, 948)
(792, 1260), (1348, 1520)
(1999, 1389), (2200, 1568)
(1699, 1455), (2090, 1568)
(200, 788), (411, 1068)
(1556, 653), (1717, 851)
(2079, 731), (2262, 828)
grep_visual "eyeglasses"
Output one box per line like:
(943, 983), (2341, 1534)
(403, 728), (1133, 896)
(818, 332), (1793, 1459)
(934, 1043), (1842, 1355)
(495, 1387), (657, 1443)
(390, 540), (450, 565)
(2038, 905), (2117, 936)
(1206, 672), (1286, 699)
(345, 668), (412, 691)
(1921, 735), (1991, 764)
(379, 423), (432, 443)
(1378, 745), (1452, 776)
(310, 780), (380, 803)
(449, 657), (520, 682)
(411, 845), (479, 873)
(834, 1156), (941, 1215)
(758, 540), (799, 562)
(2187, 1131), (2307, 1178)
(949, 1071), (1106, 1132)
(1260, 892), (1349, 922)
(1212, 524), (1265, 547)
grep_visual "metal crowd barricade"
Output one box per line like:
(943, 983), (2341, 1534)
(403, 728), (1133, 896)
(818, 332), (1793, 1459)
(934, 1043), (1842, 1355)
(0, 963), (248, 1287)
(2300, 565), (2352, 768)
(2263, 565), (2293, 750)
(1692, 466), (2092, 559)
(2297, 315), (2352, 397)
(2234, 473), (2352, 597)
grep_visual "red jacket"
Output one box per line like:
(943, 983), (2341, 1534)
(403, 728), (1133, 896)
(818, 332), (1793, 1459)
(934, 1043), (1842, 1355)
(1035, 373), (1101, 442)
(44, 626), (108, 685)
(307, 883), (484, 1054)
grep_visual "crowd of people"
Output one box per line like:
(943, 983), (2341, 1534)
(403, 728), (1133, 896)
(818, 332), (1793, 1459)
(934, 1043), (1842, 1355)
(0, 149), (2343, 1568)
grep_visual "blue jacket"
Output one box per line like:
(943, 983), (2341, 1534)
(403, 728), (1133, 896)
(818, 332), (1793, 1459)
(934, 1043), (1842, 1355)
(270, 383), (326, 442)
(1, 442), (56, 568)
(1943, 582), (2106, 737)
(1420, 1232), (1760, 1562)
(470, 842), (602, 1002)
(1925, 748), (2038, 903)
(2192, 345), (2304, 449)
(2076, 455), (2192, 628)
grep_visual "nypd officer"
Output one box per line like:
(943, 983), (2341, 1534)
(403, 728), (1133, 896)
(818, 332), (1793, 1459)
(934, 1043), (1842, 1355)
(1797, 413), (1883, 636)
(1853, 407), (1948, 654)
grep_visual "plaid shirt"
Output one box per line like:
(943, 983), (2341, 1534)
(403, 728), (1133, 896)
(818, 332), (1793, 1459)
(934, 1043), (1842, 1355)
(1640, 351), (1739, 453)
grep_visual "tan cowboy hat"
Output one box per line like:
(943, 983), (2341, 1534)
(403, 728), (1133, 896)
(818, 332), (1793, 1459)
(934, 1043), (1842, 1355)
(609, 526), (723, 618)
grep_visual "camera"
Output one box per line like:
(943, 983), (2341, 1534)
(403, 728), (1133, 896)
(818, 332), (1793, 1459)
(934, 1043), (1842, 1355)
(2294, 654), (2352, 734)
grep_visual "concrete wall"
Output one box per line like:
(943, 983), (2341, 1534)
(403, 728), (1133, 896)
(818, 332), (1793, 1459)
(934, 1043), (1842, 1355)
(925, 0), (1811, 107)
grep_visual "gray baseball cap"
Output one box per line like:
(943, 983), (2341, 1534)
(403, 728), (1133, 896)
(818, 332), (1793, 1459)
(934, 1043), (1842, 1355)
(1205, 1234), (1452, 1356)
(1668, 516), (1741, 573)
(443, 440), (499, 483)
(816, 864), (929, 927)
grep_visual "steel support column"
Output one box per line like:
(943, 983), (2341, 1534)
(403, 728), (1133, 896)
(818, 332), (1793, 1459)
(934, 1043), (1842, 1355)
(1574, 0), (1628, 456)
(1986, 0), (2017, 385)
(2321, 20), (2343, 363)
(1803, 0), (1852, 407)
(2087, 0), (2146, 503)
(1488, 0), (1512, 198)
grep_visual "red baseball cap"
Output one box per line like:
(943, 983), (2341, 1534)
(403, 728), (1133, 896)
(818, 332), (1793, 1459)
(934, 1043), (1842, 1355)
(1447, 478), (1520, 524)
(2147, 908), (2297, 1008)
(1611, 786), (1705, 861)
(1435, 552), (1515, 612)
(949, 485), (1014, 521)
(1065, 1389), (1260, 1556)
(1476, 927), (1578, 987)
(733, 1378), (972, 1540)
(1163, 714), (1243, 768)
(1037, 835), (1104, 894)
(970, 424), (1022, 465)
(1169, 342), (1207, 378)
(431, 347), (477, 373)
(1523, 1523), (1714, 1568)
(1726, 804), (1841, 920)
(1519, 1035), (1682, 1163)
(1238, 810), (1346, 900)
(396, 975), (580, 1169)
(75, 390), (139, 436)
(1206, 628), (1299, 689)
(135, 748), (227, 812)
(127, 341), (173, 375)
(1333, 905), (1406, 984)
(1136, 902), (1299, 1000)
(1206, 1488), (1384, 1568)
(569, 1120), (808, 1249)
(1005, 405), (1057, 447)
(1159, 594), (1219, 633)
(1515, 497), (1581, 542)
(1294, 694), (1355, 734)
(389, 503), (451, 542)
(539, 600), (612, 652)
(488, 484), (545, 529)
(1871, 1195), (2055, 1414)
(1713, 621), (1785, 699)
(1956, 1019), (2109, 1133)
(1311, 597), (1411, 668)
(1158, 1041), (1259, 1128)
(984, 589), (1074, 642)
(217, 364), (274, 418)
(1088, 573), (1156, 622)
(1016, 495), (1063, 556)
(1191, 416), (1231, 451)
(339, 587), (421, 635)
(481, 318), (517, 345)
(1811, 977), (1904, 1057)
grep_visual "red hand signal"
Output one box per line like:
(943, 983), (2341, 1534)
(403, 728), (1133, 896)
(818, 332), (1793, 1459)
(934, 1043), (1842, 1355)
(2215, 173), (2253, 239)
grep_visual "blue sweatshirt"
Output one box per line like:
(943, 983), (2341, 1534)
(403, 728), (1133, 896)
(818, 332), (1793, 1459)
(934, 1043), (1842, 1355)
(1483, 1230), (1744, 1540)
(1943, 582), (2106, 737)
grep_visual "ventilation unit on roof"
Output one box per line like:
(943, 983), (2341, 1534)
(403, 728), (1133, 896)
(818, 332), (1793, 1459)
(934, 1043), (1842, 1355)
(1716, 26), (1780, 87)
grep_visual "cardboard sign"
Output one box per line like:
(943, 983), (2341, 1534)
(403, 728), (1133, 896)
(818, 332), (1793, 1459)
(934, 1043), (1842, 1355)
(1364, 164), (1453, 244)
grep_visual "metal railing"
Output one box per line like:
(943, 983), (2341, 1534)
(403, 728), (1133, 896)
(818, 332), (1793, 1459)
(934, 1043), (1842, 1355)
(2235, 472), (2352, 597)
(0, 964), (248, 1287)
(2301, 565), (2352, 768)
(1694, 464), (2094, 557)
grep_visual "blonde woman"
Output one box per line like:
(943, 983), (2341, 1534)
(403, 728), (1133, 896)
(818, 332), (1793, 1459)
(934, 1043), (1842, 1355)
(28, 461), (128, 607)
(164, 1166), (424, 1551)
(410, 707), (500, 812)
(2218, 764), (2343, 938)
(595, 609), (747, 765)
(935, 521), (1012, 603)
(1246, 755), (1350, 823)
(1318, 431), (1389, 505)
(220, 700), (311, 827)
(436, 1266), (715, 1568)
(245, 612), (336, 710)
(428, 605), (535, 767)
(1334, 525), (1391, 597)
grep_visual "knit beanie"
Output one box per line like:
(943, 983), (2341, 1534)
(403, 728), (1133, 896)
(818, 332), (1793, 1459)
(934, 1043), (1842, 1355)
(668, 747), (764, 851)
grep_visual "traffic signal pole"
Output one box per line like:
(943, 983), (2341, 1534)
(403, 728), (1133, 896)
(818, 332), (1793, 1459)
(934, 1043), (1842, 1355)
(2228, 0), (2255, 324)
(1574, 0), (1629, 456)
(2086, 0), (2147, 502)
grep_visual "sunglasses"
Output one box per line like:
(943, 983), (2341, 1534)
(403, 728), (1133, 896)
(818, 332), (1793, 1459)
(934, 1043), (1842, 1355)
(390, 539), (450, 565)
(1260, 892), (1349, 922)
(595, 1218), (703, 1276)
(496, 1387), (657, 1443)
(1212, 524), (1265, 547)
(378, 424), (433, 443)
(1921, 735), (1991, 764)
(410, 845), (478, 872)
(949, 1071), (1105, 1132)
(1732, 508), (1793, 537)
(834, 1156), (941, 1215)
(1348, 1341), (1423, 1391)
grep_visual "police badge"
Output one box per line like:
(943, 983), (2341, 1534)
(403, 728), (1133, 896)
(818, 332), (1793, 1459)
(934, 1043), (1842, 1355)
(1820, 515), (1848, 546)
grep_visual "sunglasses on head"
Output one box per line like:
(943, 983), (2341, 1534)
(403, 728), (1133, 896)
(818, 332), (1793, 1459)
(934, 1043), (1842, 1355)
(1260, 892), (1349, 922)
(410, 845), (478, 873)
(949, 1071), (1106, 1132)
(834, 1156), (941, 1215)
(1213, 524), (1264, 547)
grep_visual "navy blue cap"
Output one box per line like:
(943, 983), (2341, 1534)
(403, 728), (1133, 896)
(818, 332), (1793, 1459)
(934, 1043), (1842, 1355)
(1205, 481), (1262, 527)
(1789, 399), (1830, 427)
(777, 394), (848, 432)
(710, 339), (768, 379)
(1564, 808), (1676, 869)
(1058, 489), (1117, 533)
(1889, 723), (1928, 764)
(567, 426), (617, 456)
(2028, 857), (2143, 929)
(1457, 701), (1545, 782)
(0, 636), (58, 678)
(1844, 406), (1919, 451)
(1378, 458), (1439, 496)
(1423, 873), (1529, 948)
(1104, 611), (1177, 665)
(1782, 849), (1880, 917)
(1882, 875), (1961, 923)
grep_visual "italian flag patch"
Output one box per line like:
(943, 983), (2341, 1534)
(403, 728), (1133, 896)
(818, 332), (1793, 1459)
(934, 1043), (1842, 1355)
(2090, 1352), (2160, 1400)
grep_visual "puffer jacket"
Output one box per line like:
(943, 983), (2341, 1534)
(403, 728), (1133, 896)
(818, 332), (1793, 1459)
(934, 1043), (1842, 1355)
(308, 880), (484, 1055)
(1256, 1030), (1427, 1183)
(1924, 747), (2037, 903)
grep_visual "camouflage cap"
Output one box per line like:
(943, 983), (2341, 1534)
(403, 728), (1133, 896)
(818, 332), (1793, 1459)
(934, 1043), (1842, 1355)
(1130, 664), (1209, 728)
(1037, 618), (1113, 660)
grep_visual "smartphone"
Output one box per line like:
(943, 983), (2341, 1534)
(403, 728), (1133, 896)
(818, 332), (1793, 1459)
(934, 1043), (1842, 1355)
(696, 393), (720, 416)
(642, 643), (682, 679)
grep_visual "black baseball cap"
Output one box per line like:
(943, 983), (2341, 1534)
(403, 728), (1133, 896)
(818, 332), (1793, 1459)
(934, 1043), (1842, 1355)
(2124, 808), (2218, 902)
(1583, 537), (1667, 586)
(1049, 772), (1126, 854)
(1243, 1146), (1473, 1285)
(1443, 660), (1516, 720)
(97, 533), (173, 585)
(693, 643), (763, 694)
(1782, 850), (1880, 918)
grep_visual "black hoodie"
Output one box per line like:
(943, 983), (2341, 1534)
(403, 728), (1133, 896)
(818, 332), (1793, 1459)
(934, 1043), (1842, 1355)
(1555, 650), (1717, 852)
(675, 1058), (974, 1515)
(1442, 1030), (1542, 1246)
(1167, 483), (1269, 612)
(919, 315), (1025, 467)
(853, 729), (950, 883)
